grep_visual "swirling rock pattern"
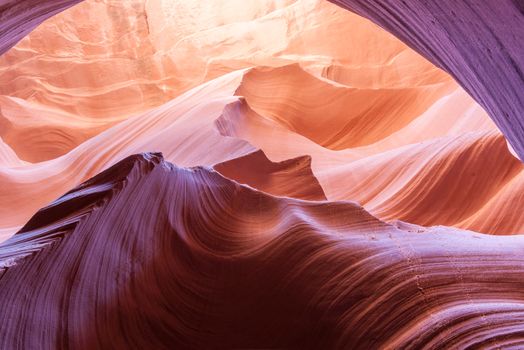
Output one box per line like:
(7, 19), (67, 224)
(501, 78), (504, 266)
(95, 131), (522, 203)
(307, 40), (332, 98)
(1, 0), (524, 347)
(329, 0), (524, 160)
(217, 67), (524, 234)
(3, 64), (520, 237)
(0, 0), (83, 55)
(1, 153), (524, 349)
(2, 0), (434, 121)
(2, 0), (495, 237)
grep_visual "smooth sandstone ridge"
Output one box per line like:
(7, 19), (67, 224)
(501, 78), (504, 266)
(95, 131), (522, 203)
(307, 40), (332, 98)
(1, 153), (524, 349)
(1, 0), (523, 238)
(2, 63), (523, 237)
(0, 0), (456, 141)
(329, 0), (524, 160)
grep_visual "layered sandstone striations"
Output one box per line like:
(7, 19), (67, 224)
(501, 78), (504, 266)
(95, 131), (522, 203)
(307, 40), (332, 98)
(329, 0), (524, 160)
(0, 0), (83, 55)
(3, 0), (522, 237)
(1, 153), (524, 349)
(0, 0), (524, 347)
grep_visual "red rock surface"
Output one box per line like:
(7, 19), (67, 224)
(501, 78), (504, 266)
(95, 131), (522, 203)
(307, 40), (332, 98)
(329, 0), (524, 160)
(0, 0), (83, 55)
(214, 150), (327, 201)
(1, 153), (524, 349)
(1, 0), (524, 347)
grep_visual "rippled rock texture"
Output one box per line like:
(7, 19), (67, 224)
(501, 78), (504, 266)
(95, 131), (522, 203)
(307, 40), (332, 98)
(329, 0), (524, 159)
(0, 0), (83, 55)
(1, 0), (524, 348)
(2, 153), (524, 349)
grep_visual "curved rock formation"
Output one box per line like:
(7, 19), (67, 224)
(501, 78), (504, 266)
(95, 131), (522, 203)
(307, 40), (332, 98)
(218, 67), (524, 234)
(0, 95), (121, 162)
(2, 0), (524, 347)
(0, 70), (253, 238)
(329, 0), (524, 160)
(214, 149), (326, 201)
(1, 153), (524, 349)
(0, 0), (83, 55)
(1, 60), (522, 237)
(0, 0), (448, 120)
(235, 64), (455, 150)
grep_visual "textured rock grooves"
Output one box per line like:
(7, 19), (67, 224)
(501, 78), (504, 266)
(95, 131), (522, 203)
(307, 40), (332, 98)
(1, 0), (524, 348)
(5, 0), (519, 237)
(329, 0), (524, 160)
(0, 153), (523, 349)
(0, 0), (83, 55)
(0, 152), (142, 271)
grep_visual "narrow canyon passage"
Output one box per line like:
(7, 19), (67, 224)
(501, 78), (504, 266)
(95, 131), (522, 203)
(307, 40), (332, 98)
(0, 0), (523, 348)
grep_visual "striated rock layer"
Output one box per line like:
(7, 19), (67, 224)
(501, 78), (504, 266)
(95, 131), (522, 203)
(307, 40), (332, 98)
(1, 153), (524, 349)
(3, 63), (522, 237)
(0, 0), (83, 55)
(1, 0), (524, 347)
(0, 0), (452, 146)
(0, 0), (523, 238)
(329, 0), (524, 160)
